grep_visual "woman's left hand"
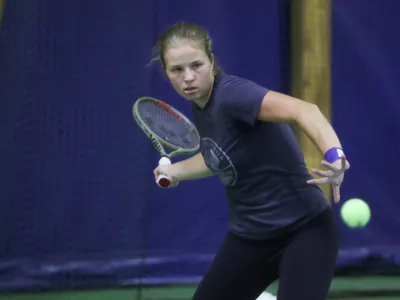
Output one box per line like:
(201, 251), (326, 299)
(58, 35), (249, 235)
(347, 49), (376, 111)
(307, 155), (350, 203)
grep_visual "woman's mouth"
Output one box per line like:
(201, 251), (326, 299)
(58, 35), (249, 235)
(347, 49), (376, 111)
(184, 87), (198, 94)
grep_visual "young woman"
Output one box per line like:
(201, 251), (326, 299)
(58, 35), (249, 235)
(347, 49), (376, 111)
(152, 21), (350, 300)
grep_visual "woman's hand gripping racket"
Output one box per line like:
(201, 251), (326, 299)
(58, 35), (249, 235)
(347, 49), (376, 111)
(133, 97), (200, 188)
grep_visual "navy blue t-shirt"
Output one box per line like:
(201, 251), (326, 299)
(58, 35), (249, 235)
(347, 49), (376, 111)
(192, 74), (329, 240)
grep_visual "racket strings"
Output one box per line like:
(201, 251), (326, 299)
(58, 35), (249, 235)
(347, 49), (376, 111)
(138, 102), (198, 149)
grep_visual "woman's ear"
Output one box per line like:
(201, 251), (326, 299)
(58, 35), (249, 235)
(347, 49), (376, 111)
(210, 53), (216, 75)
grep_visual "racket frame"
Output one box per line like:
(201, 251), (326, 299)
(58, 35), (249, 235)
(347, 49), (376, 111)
(133, 97), (200, 188)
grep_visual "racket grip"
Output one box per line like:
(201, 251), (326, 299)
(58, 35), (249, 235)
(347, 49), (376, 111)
(157, 156), (171, 188)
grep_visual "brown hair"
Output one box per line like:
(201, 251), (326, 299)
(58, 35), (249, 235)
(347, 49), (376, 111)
(151, 21), (222, 75)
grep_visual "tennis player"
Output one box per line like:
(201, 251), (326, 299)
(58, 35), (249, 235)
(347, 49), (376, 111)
(152, 21), (350, 300)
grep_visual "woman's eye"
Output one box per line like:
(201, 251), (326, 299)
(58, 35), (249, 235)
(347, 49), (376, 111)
(193, 63), (202, 69)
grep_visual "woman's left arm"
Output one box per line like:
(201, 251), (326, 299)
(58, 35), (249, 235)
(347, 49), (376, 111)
(256, 91), (350, 202)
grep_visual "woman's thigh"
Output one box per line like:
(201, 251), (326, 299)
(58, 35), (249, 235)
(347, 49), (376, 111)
(192, 232), (279, 300)
(277, 208), (339, 300)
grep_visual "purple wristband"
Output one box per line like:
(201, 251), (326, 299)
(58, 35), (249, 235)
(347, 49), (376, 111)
(324, 147), (344, 164)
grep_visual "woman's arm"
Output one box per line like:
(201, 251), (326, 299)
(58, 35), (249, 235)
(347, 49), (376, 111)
(154, 152), (214, 186)
(256, 91), (342, 155)
(172, 152), (214, 181)
(256, 90), (350, 202)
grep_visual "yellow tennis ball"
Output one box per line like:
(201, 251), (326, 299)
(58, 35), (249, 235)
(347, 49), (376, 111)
(340, 198), (371, 228)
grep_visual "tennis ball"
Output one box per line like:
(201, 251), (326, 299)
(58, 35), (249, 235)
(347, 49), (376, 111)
(340, 198), (371, 228)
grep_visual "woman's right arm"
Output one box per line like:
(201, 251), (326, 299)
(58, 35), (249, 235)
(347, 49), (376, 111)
(153, 152), (214, 186)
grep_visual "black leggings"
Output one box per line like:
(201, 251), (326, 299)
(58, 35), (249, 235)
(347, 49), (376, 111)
(192, 208), (339, 300)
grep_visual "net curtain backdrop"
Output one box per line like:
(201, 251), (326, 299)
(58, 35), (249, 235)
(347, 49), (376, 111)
(0, 0), (398, 292)
(331, 0), (400, 274)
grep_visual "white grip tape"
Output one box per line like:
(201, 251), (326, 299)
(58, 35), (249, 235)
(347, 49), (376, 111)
(156, 156), (171, 187)
(158, 156), (171, 165)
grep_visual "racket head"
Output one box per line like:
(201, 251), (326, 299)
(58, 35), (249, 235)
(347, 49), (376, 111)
(133, 97), (200, 157)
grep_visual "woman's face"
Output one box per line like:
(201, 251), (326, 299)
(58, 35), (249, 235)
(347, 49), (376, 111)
(164, 42), (214, 108)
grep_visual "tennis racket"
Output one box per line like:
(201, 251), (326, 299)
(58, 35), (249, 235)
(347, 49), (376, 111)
(133, 97), (200, 188)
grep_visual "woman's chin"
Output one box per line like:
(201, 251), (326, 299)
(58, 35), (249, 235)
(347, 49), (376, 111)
(181, 91), (199, 101)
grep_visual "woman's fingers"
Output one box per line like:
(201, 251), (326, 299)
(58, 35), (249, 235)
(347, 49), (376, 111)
(307, 177), (331, 185)
(332, 185), (341, 203)
(312, 168), (333, 177)
(321, 160), (339, 171)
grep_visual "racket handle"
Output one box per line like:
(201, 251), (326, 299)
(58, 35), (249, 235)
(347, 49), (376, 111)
(157, 156), (171, 188)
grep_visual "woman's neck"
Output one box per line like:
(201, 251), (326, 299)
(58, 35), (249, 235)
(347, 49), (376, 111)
(194, 76), (215, 109)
